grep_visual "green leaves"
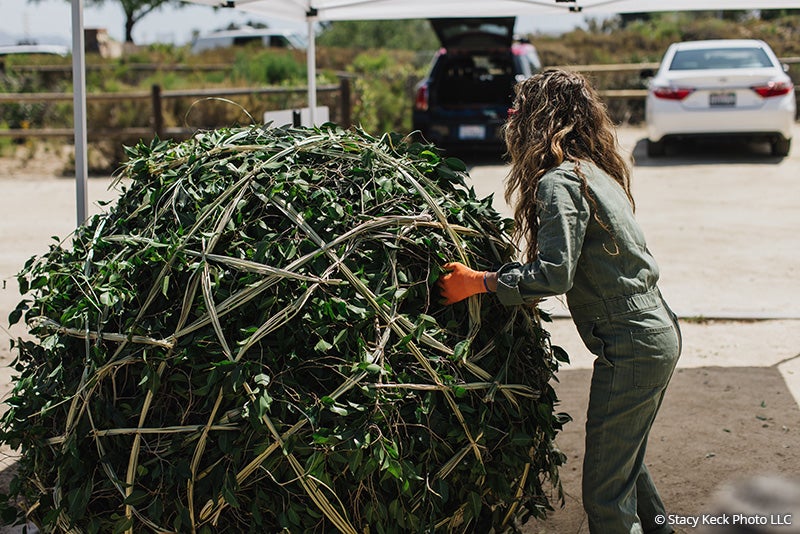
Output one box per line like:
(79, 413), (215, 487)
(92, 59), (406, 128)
(0, 124), (567, 533)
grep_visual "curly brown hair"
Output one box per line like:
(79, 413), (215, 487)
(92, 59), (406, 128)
(503, 69), (633, 263)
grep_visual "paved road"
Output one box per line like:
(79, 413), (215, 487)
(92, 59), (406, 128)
(0, 125), (798, 533)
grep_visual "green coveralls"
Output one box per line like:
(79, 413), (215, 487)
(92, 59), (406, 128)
(494, 160), (681, 534)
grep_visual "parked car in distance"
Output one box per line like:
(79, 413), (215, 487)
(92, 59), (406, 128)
(643, 39), (795, 157)
(0, 43), (69, 57)
(191, 27), (306, 54)
(412, 17), (541, 151)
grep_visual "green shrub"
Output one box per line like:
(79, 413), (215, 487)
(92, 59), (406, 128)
(231, 49), (306, 85)
(0, 121), (14, 155)
(347, 51), (425, 135)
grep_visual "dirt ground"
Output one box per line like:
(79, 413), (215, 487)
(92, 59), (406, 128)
(526, 365), (800, 534)
(1, 127), (799, 533)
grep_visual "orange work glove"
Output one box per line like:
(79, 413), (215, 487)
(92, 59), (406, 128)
(438, 262), (489, 305)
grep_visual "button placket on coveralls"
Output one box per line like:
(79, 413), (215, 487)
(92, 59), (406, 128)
(494, 161), (682, 534)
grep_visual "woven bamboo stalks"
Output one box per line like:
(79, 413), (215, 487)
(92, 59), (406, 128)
(2, 125), (568, 533)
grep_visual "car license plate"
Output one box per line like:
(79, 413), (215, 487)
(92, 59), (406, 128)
(458, 125), (486, 140)
(709, 92), (736, 107)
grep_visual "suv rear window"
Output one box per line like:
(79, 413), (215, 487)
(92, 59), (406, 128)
(433, 53), (516, 106)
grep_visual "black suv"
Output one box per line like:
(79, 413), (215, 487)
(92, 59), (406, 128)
(412, 18), (541, 150)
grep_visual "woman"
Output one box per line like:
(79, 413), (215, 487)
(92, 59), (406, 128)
(438, 69), (681, 534)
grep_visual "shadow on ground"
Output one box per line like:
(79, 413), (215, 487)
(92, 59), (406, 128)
(436, 137), (788, 169)
(632, 137), (786, 167)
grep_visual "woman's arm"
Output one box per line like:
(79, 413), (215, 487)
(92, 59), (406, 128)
(494, 169), (591, 306)
(437, 169), (590, 306)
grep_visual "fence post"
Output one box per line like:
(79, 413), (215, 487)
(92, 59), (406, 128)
(338, 75), (352, 128)
(151, 84), (164, 138)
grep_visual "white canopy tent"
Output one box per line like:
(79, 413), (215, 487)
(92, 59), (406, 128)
(70, 0), (800, 223)
(183, 0), (800, 125)
(185, 0), (800, 21)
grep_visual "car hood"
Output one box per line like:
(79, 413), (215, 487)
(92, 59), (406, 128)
(430, 17), (516, 49)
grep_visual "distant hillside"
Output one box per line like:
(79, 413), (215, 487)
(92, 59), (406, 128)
(528, 11), (800, 66)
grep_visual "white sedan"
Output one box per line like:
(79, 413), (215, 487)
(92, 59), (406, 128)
(644, 39), (795, 157)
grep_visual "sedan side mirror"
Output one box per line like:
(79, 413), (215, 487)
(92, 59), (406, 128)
(783, 63), (790, 73)
(640, 68), (655, 79)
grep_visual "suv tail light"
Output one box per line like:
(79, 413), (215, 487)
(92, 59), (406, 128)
(652, 86), (695, 100)
(751, 81), (794, 98)
(414, 84), (429, 111)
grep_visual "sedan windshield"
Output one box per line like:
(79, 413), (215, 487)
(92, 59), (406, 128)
(669, 47), (773, 70)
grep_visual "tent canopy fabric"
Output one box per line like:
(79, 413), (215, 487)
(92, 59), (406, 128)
(185, 0), (800, 22)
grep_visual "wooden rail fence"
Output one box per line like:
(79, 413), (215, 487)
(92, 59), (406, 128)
(0, 78), (352, 140)
(2, 58), (800, 139)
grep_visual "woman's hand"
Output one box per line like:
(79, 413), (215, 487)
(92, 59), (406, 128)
(437, 262), (494, 305)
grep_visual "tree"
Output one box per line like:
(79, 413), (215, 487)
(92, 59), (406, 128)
(115, 0), (188, 42)
(760, 9), (800, 20)
(31, 0), (184, 43)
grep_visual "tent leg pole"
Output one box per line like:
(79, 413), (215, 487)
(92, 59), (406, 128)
(306, 16), (317, 126)
(71, 0), (89, 227)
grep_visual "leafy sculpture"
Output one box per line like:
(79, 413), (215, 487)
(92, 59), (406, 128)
(2, 125), (567, 533)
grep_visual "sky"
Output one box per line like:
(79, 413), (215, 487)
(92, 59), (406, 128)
(1, 0), (592, 48)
